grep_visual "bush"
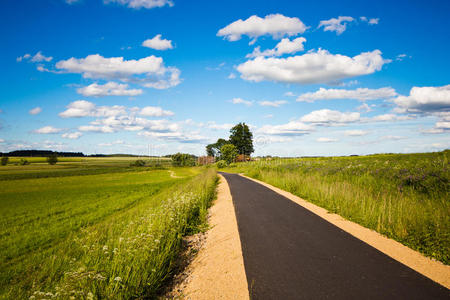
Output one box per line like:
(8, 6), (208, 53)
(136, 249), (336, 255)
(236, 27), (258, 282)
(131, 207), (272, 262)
(171, 153), (196, 167)
(220, 144), (238, 164)
(216, 160), (227, 169)
(19, 159), (30, 165)
(1, 156), (8, 166)
(130, 159), (146, 167)
(47, 154), (58, 165)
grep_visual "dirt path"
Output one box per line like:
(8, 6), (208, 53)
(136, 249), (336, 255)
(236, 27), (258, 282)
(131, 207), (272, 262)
(168, 170), (182, 178)
(221, 172), (449, 299)
(172, 174), (249, 299)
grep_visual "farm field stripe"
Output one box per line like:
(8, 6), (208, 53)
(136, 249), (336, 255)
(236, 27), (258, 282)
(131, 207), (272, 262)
(220, 172), (449, 299)
(178, 174), (249, 299)
(241, 174), (450, 289)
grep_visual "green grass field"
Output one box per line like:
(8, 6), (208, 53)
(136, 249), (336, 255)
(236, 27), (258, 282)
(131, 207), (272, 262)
(0, 158), (217, 299)
(224, 151), (449, 264)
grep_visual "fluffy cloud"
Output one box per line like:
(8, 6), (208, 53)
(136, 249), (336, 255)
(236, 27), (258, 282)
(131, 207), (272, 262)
(318, 16), (354, 35)
(34, 126), (63, 134)
(258, 121), (314, 136)
(0, 139), (4, 143)
(17, 51), (53, 63)
(246, 37), (306, 58)
(142, 34), (173, 50)
(258, 100), (287, 107)
(300, 109), (360, 125)
(237, 49), (388, 84)
(393, 85), (450, 113)
(368, 114), (412, 122)
(104, 0), (173, 9)
(227, 73), (237, 79)
(59, 100), (127, 118)
(217, 14), (307, 42)
(55, 54), (180, 89)
(29, 107), (42, 115)
(79, 125), (116, 133)
(297, 87), (397, 102)
(77, 82), (143, 97)
(231, 97), (253, 106)
(206, 122), (234, 130)
(138, 131), (208, 143)
(139, 106), (174, 117)
(344, 129), (369, 136)
(317, 137), (338, 143)
(360, 16), (379, 25)
(61, 132), (83, 139)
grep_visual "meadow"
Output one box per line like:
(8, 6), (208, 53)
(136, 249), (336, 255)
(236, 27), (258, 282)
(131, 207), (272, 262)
(0, 158), (217, 299)
(224, 150), (449, 264)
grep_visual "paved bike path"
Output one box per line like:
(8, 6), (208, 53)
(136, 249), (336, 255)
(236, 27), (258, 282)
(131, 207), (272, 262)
(220, 172), (449, 300)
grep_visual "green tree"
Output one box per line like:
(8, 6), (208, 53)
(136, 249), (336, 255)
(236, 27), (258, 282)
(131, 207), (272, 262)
(1, 156), (8, 166)
(205, 138), (229, 158)
(220, 144), (238, 164)
(229, 122), (254, 156)
(47, 154), (58, 165)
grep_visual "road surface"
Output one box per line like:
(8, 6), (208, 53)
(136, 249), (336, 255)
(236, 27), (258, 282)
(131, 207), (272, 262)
(220, 172), (449, 300)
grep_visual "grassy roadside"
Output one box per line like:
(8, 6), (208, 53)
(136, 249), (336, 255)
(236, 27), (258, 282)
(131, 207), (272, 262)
(1, 165), (217, 299)
(223, 151), (449, 264)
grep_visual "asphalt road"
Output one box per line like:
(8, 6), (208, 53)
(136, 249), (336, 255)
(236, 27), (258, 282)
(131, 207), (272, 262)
(220, 172), (449, 300)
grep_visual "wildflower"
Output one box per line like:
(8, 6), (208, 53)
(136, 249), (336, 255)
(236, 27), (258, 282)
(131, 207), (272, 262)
(102, 245), (108, 251)
(154, 239), (160, 244)
(114, 277), (122, 282)
(152, 268), (156, 272)
(29, 296), (35, 300)
(87, 292), (94, 300)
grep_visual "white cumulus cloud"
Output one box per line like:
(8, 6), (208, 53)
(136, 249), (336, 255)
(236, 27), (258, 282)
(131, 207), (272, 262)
(217, 14), (307, 42)
(142, 34), (173, 50)
(258, 121), (315, 136)
(393, 85), (450, 113)
(297, 87), (397, 102)
(55, 54), (180, 89)
(104, 0), (173, 9)
(237, 49), (389, 85)
(29, 107), (42, 115)
(231, 97), (253, 106)
(59, 100), (127, 118)
(61, 132), (83, 139)
(139, 106), (174, 117)
(246, 37), (306, 58)
(34, 126), (63, 134)
(344, 129), (369, 136)
(300, 109), (360, 125)
(318, 16), (354, 35)
(258, 100), (287, 107)
(17, 51), (53, 62)
(77, 82), (143, 97)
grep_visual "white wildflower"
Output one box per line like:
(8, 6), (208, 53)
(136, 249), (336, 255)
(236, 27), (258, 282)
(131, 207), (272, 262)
(114, 277), (122, 282)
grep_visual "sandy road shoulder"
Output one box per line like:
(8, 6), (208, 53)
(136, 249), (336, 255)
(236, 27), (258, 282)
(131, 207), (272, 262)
(173, 174), (249, 299)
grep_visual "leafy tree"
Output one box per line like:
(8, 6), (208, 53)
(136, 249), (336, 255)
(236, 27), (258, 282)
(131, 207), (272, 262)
(47, 154), (58, 165)
(171, 153), (196, 167)
(220, 144), (238, 164)
(130, 160), (146, 167)
(205, 138), (229, 158)
(19, 158), (30, 165)
(229, 122), (254, 156)
(1, 156), (8, 166)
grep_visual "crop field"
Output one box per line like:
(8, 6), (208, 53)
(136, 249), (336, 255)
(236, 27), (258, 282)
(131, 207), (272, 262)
(225, 151), (449, 264)
(0, 158), (217, 299)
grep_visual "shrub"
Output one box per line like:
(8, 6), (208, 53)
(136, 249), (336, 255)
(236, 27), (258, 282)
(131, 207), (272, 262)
(216, 160), (227, 169)
(171, 153), (196, 167)
(47, 154), (58, 165)
(220, 144), (238, 164)
(1, 156), (8, 166)
(130, 159), (146, 167)
(19, 158), (30, 165)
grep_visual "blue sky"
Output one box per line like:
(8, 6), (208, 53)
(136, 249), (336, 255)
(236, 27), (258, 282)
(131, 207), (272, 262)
(1, 0), (449, 156)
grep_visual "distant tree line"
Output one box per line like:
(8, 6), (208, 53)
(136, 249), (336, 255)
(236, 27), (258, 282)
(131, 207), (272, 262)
(0, 150), (85, 157)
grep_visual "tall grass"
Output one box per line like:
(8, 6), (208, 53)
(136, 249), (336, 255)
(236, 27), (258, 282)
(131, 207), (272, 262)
(1, 166), (217, 299)
(226, 151), (449, 264)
